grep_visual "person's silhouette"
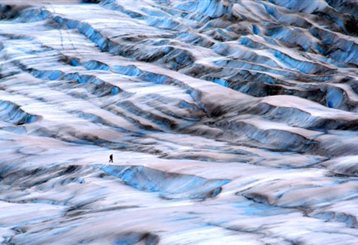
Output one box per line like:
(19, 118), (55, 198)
(109, 154), (113, 163)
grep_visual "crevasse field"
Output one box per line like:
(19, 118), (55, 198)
(0, 0), (357, 244)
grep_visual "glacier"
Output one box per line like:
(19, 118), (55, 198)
(0, 0), (357, 244)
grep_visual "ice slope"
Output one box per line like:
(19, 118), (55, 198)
(0, 0), (357, 244)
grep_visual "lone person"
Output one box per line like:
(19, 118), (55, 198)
(109, 154), (113, 163)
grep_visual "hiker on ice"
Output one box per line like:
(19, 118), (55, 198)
(109, 154), (113, 163)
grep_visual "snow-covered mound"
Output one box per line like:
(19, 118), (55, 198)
(0, 0), (357, 244)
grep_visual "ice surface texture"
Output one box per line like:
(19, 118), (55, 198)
(0, 0), (357, 244)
